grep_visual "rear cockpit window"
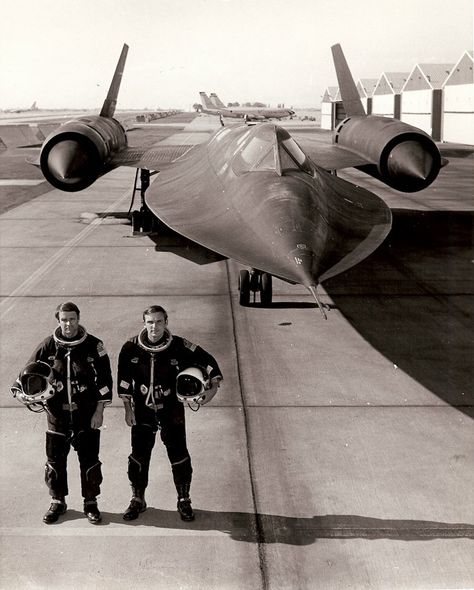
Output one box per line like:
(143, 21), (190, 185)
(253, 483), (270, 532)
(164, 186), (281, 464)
(278, 136), (313, 174)
(281, 138), (306, 166)
(279, 147), (297, 171)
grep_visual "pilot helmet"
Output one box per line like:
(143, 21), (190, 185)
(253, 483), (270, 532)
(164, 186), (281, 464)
(18, 361), (56, 406)
(176, 367), (209, 405)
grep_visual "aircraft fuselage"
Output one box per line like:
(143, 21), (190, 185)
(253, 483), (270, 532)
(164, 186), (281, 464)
(146, 123), (391, 287)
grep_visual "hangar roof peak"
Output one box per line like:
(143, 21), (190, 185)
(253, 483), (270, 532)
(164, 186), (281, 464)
(403, 63), (454, 91)
(374, 72), (409, 95)
(356, 79), (378, 98)
(322, 86), (340, 102)
(444, 50), (474, 86)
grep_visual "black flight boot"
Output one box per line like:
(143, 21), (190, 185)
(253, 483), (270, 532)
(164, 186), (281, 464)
(83, 498), (102, 524)
(176, 483), (194, 522)
(43, 497), (67, 524)
(123, 488), (147, 521)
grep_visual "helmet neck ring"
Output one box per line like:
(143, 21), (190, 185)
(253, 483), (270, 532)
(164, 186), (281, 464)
(53, 325), (88, 348)
(138, 328), (173, 353)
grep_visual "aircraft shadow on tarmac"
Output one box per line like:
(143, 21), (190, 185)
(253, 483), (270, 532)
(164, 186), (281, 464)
(96, 208), (473, 416)
(324, 208), (474, 419)
(62, 509), (474, 543)
(93, 211), (228, 266)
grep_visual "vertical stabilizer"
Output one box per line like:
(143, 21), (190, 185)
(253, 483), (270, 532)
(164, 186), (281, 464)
(199, 92), (215, 110)
(100, 44), (129, 118)
(331, 44), (366, 117)
(210, 93), (226, 109)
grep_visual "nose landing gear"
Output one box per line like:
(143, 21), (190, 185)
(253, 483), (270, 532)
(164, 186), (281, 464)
(238, 269), (273, 306)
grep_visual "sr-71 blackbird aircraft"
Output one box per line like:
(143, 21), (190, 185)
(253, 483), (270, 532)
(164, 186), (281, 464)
(199, 91), (295, 120)
(36, 44), (445, 315)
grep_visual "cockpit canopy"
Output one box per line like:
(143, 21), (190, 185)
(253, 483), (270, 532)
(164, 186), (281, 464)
(232, 124), (313, 176)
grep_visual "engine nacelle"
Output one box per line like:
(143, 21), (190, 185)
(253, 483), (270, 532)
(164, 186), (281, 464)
(334, 116), (442, 193)
(40, 116), (127, 192)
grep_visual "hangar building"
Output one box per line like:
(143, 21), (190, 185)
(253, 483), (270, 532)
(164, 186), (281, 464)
(401, 63), (453, 141)
(442, 50), (474, 144)
(371, 72), (409, 119)
(356, 79), (378, 115)
(319, 49), (473, 146)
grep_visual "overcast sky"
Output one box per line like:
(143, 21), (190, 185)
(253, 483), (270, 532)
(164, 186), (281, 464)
(1, 0), (472, 110)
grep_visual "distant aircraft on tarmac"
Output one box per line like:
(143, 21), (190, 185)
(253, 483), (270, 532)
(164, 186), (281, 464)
(35, 44), (445, 314)
(5, 101), (39, 114)
(199, 91), (295, 120)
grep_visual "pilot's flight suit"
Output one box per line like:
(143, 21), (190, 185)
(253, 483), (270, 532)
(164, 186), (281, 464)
(26, 328), (113, 500)
(118, 332), (222, 499)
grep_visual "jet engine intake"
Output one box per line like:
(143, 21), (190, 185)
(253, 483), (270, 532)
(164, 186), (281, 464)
(335, 117), (442, 193)
(40, 116), (127, 192)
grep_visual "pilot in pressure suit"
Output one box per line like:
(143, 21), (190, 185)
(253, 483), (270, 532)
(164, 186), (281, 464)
(118, 305), (223, 522)
(12, 301), (113, 524)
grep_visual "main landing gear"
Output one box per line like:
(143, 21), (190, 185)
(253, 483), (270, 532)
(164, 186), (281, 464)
(238, 269), (273, 306)
(129, 168), (159, 234)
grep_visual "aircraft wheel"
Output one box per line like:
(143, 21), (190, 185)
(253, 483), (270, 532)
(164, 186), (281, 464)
(131, 210), (142, 233)
(141, 208), (152, 232)
(239, 269), (251, 306)
(260, 273), (272, 305)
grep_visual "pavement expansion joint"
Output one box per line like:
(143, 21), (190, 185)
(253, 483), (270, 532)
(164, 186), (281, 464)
(0, 526), (227, 537)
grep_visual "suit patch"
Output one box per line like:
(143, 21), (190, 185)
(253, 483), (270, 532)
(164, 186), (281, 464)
(140, 384), (148, 394)
(182, 339), (197, 352)
(97, 342), (107, 357)
(131, 357), (139, 364)
(171, 359), (178, 365)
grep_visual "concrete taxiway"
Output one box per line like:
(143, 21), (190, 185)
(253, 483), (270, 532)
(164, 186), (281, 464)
(0, 114), (473, 589)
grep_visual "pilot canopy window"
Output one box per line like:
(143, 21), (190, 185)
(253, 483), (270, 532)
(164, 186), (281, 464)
(232, 126), (312, 176)
(232, 136), (276, 175)
(279, 137), (312, 174)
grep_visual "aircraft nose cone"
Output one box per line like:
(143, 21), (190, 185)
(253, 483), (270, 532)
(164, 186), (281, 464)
(239, 172), (391, 287)
(286, 244), (319, 287)
(47, 140), (91, 182)
(387, 140), (434, 183)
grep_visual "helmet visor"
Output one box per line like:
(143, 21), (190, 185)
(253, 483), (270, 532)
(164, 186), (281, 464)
(19, 361), (55, 403)
(177, 375), (204, 397)
(21, 374), (47, 396)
